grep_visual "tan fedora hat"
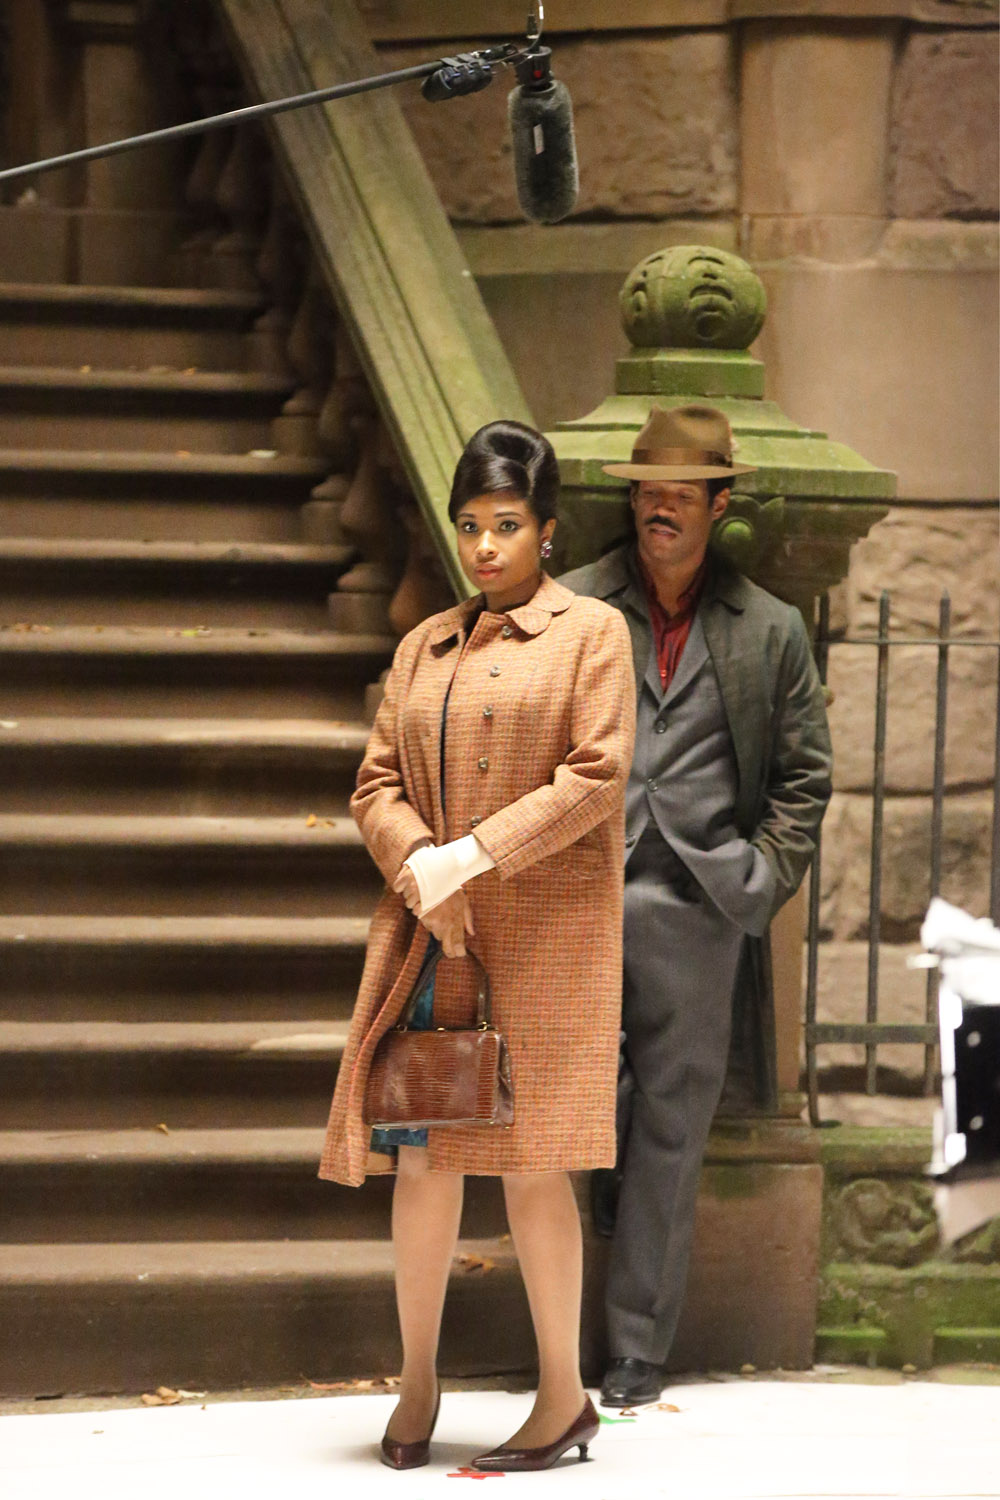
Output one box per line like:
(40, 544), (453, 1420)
(602, 404), (756, 481)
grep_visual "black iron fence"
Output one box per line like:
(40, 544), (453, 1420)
(804, 591), (1000, 1126)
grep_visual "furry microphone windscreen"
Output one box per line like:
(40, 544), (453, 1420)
(507, 78), (579, 224)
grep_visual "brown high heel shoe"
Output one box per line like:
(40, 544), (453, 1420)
(379, 1389), (441, 1471)
(471, 1396), (600, 1473)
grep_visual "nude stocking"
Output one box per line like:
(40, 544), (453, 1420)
(500, 1170), (587, 1447)
(384, 1145), (464, 1444)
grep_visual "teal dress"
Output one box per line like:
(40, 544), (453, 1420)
(369, 947), (437, 1155)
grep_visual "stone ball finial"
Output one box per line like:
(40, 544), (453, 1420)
(621, 245), (767, 350)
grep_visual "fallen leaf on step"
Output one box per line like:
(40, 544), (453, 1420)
(183, 367), (198, 374)
(306, 1375), (394, 1391)
(79, 364), (92, 373)
(140, 1386), (182, 1406)
(305, 814), (318, 827)
(175, 450), (191, 457)
(175, 1389), (206, 1400)
(654, 1402), (681, 1413)
(155, 1123), (170, 1134)
(453, 1252), (494, 1275)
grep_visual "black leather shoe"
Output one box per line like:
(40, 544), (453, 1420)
(599, 1357), (663, 1408)
(589, 1168), (621, 1238)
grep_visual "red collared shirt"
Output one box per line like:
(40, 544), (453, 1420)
(640, 558), (707, 692)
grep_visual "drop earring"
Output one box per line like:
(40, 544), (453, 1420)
(540, 540), (553, 560)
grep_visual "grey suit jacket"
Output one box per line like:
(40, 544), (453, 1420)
(560, 543), (833, 1107)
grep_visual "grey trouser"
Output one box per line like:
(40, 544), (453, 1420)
(607, 827), (746, 1364)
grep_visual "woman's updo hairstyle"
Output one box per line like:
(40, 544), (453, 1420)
(448, 420), (560, 526)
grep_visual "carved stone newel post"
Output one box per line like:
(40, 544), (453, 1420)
(549, 246), (895, 1374)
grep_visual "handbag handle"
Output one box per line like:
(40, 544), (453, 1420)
(394, 942), (493, 1032)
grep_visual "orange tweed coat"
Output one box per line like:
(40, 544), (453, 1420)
(319, 573), (635, 1187)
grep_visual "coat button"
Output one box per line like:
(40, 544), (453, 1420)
(470, 815), (482, 827)
(655, 721), (667, 734)
(478, 756), (489, 771)
(489, 665), (501, 677)
(501, 624), (513, 638)
(647, 778), (658, 791)
(625, 833), (636, 847)
(482, 705), (493, 718)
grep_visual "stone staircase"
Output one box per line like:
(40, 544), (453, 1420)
(0, 281), (528, 1396)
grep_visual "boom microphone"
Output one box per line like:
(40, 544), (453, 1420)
(508, 47), (579, 225)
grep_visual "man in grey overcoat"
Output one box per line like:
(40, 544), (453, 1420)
(560, 404), (832, 1408)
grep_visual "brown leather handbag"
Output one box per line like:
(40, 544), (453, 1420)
(362, 946), (514, 1131)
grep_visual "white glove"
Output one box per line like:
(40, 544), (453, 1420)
(402, 835), (495, 915)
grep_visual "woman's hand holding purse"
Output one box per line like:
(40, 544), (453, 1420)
(420, 889), (475, 957)
(394, 864), (475, 958)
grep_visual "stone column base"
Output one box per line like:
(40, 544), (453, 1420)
(580, 1119), (823, 1378)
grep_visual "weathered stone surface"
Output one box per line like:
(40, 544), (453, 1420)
(672, 1162), (823, 1371)
(826, 644), (997, 792)
(828, 1176), (939, 1266)
(459, 220), (739, 277)
(361, 3), (1000, 40)
(377, 34), (738, 222)
(479, 270), (628, 429)
(740, 20), (897, 216)
(819, 791), (995, 939)
(754, 261), (998, 501)
(621, 244), (767, 348)
(891, 31), (1000, 219)
(844, 507), (1000, 637)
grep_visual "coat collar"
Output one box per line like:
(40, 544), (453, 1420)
(591, 542), (747, 617)
(426, 571), (576, 647)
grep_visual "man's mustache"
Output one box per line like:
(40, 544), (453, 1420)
(645, 514), (680, 530)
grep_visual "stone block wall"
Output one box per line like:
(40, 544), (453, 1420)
(370, 4), (999, 1094)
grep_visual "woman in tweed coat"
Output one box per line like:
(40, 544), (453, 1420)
(320, 421), (634, 1473)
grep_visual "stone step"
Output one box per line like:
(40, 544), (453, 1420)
(0, 914), (369, 1018)
(0, 1125), (508, 1241)
(0, 536), (351, 628)
(0, 717), (369, 816)
(0, 449), (327, 543)
(0, 1024), (343, 1127)
(0, 813), (381, 916)
(0, 282), (264, 370)
(0, 625), (395, 717)
(0, 366), (294, 452)
(0, 1237), (532, 1396)
(0, 985), (362, 1026)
